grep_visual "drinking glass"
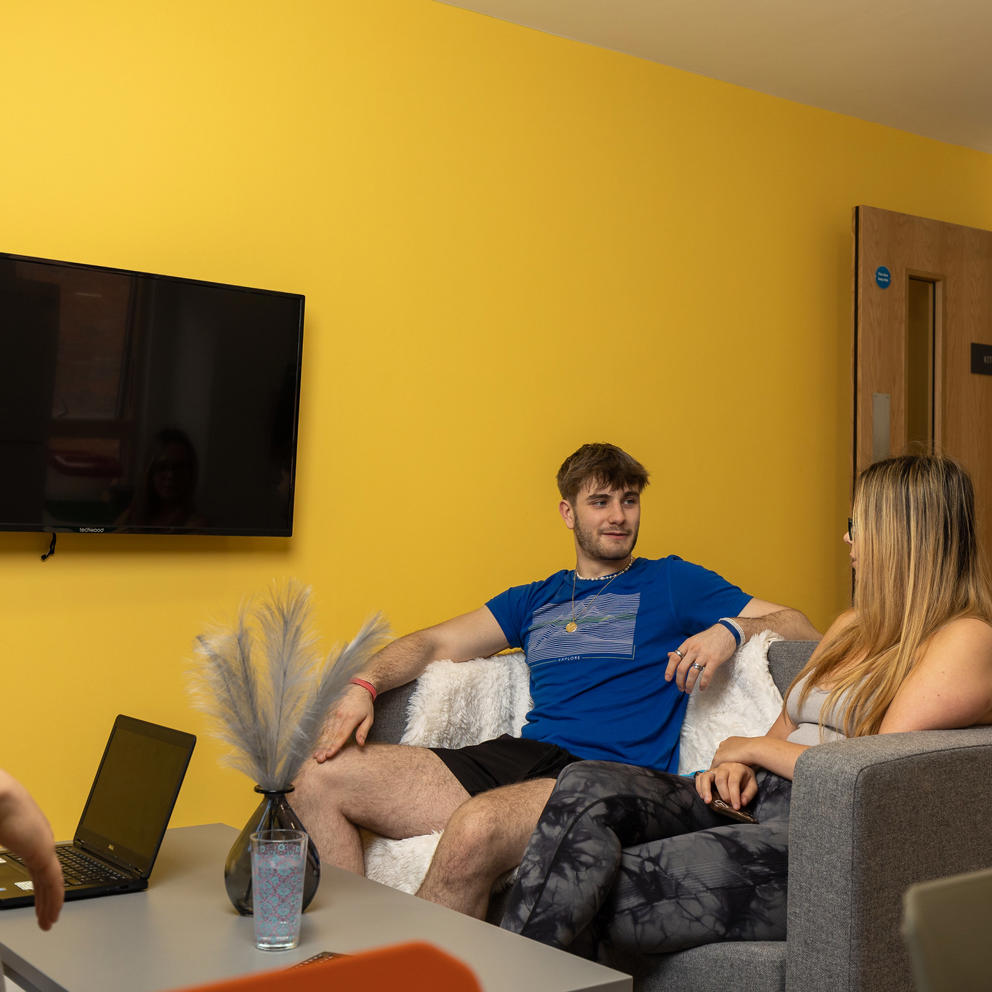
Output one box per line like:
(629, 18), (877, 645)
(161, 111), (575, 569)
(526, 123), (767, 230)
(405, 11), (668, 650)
(250, 829), (307, 950)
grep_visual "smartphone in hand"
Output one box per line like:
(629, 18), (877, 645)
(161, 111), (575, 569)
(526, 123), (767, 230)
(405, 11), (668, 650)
(708, 796), (758, 824)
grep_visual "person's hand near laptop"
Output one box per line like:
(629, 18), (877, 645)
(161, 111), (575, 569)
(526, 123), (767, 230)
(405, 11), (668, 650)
(0, 769), (63, 930)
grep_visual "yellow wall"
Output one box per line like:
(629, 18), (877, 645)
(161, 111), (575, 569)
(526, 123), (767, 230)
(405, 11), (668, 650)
(3, 0), (992, 837)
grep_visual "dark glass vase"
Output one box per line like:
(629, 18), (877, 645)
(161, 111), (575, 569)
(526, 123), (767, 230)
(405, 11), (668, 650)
(224, 785), (321, 916)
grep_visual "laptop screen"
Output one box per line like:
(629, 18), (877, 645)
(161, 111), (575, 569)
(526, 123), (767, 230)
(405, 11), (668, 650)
(75, 715), (196, 874)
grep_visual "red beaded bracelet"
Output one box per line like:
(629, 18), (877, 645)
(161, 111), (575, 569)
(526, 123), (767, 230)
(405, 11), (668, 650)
(349, 677), (378, 702)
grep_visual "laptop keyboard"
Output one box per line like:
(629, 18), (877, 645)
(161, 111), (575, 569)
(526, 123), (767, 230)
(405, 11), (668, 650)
(8, 847), (129, 886)
(56, 846), (128, 885)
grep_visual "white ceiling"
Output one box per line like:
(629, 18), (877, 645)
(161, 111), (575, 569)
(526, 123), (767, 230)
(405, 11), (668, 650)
(438, 0), (992, 154)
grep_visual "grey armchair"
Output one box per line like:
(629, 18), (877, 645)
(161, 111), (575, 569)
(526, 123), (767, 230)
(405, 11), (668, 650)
(368, 641), (992, 992)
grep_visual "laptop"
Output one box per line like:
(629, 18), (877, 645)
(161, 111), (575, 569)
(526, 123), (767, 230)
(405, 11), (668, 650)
(0, 714), (195, 908)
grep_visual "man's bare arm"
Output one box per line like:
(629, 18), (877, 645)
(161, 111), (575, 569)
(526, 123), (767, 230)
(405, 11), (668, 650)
(736, 599), (821, 641)
(314, 607), (510, 759)
(355, 607), (510, 694)
(667, 599), (821, 692)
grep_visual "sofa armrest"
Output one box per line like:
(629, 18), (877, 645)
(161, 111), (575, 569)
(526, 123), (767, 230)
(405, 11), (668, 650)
(365, 683), (416, 745)
(785, 726), (992, 992)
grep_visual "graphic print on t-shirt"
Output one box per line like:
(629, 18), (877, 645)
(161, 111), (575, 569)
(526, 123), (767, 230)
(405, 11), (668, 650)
(527, 592), (639, 667)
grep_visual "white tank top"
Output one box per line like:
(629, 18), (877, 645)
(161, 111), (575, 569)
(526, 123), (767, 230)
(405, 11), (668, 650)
(785, 673), (852, 745)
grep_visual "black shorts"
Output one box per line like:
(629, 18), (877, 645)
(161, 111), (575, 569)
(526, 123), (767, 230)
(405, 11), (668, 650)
(430, 734), (580, 797)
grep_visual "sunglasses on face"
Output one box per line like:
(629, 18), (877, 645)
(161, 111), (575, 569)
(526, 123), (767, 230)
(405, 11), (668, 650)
(847, 518), (855, 541)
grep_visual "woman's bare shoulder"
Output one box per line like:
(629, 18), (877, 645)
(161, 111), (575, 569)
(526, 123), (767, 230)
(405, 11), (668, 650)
(881, 616), (992, 732)
(925, 616), (992, 662)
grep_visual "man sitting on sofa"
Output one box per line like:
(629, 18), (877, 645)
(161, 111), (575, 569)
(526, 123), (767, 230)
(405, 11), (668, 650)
(292, 442), (819, 918)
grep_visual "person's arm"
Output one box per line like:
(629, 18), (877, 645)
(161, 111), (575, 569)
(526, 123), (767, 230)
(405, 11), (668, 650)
(697, 610), (992, 807)
(737, 598), (822, 640)
(877, 616), (992, 732)
(667, 597), (821, 692)
(0, 770), (63, 931)
(708, 716), (810, 781)
(313, 606), (510, 760)
(714, 615), (992, 782)
(693, 705), (805, 808)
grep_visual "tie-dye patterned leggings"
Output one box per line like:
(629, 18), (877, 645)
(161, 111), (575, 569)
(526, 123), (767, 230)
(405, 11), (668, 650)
(500, 760), (792, 963)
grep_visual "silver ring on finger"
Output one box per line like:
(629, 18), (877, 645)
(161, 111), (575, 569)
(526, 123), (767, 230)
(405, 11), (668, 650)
(691, 662), (705, 672)
(674, 648), (684, 660)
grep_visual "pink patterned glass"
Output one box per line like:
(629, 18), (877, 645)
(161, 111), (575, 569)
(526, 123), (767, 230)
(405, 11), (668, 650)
(250, 829), (307, 950)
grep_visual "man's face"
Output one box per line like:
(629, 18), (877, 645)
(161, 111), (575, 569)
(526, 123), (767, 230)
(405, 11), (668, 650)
(561, 481), (641, 563)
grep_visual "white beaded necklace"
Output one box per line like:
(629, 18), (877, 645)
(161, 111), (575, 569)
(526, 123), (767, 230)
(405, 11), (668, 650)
(565, 556), (636, 633)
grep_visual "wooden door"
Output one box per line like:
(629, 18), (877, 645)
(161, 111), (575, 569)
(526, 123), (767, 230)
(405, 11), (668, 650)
(854, 206), (992, 550)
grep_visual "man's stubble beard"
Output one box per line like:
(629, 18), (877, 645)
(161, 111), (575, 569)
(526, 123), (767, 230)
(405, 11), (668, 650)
(573, 518), (639, 563)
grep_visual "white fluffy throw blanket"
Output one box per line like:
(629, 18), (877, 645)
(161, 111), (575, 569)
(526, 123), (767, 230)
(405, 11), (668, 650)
(363, 635), (783, 893)
(400, 651), (532, 748)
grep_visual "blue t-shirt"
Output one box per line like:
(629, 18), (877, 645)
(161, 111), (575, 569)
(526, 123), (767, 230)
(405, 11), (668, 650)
(486, 556), (750, 772)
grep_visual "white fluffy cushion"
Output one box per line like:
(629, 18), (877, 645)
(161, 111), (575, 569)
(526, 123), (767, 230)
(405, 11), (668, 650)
(363, 635), (783, 893)
(400, 651), (532, 748)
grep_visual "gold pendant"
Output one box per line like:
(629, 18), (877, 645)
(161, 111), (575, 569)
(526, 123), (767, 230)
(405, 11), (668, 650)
(565, 621), (578, 633)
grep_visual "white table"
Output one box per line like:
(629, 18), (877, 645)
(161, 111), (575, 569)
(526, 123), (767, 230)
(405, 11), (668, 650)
(0, 824), (631, 992)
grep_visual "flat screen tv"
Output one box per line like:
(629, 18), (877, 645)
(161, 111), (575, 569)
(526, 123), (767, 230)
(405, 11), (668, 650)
(0, 252), (304, 537)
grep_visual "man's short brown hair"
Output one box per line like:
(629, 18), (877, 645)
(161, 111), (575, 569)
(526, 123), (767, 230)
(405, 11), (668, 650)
(556, 443), (650, 503)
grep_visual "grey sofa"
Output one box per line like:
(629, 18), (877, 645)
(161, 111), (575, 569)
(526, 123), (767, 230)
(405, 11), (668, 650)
(368, 641), (992, 992)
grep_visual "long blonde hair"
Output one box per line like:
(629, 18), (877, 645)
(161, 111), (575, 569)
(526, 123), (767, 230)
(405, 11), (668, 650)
(788, 455), (992, 737)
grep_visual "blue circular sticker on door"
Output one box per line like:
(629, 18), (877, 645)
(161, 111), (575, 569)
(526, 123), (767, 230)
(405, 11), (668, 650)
(875, 266), (891, 289)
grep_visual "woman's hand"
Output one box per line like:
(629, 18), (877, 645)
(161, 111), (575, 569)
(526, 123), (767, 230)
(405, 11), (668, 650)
(695, 762), (758, 810)
(712, 729), (809, 782)
(712, 735), (756, 766)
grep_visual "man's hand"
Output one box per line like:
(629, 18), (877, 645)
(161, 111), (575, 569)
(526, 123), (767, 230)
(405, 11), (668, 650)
(694, 762), (758, 810)
(308, 606), (510, 766)
(313, 684), (375, 762)
(0, 771), (63, 931)
(666, 622), (737, 692)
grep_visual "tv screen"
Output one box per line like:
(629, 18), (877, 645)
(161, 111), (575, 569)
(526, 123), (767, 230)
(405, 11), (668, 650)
(0, 253), (304, 536)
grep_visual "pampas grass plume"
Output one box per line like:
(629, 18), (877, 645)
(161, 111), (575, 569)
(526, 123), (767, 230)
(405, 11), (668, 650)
(189, 580), (390, 790)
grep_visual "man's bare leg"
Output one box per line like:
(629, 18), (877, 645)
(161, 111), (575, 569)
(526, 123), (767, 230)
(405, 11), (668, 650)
(416, 778), (556, 918)
(291, 743), (470, 873)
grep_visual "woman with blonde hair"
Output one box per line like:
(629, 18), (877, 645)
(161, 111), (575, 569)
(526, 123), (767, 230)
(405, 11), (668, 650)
(501, 454), (992, 961)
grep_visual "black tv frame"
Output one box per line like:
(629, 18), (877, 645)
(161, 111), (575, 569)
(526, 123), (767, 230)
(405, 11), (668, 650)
(0, 252), (305, 538)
